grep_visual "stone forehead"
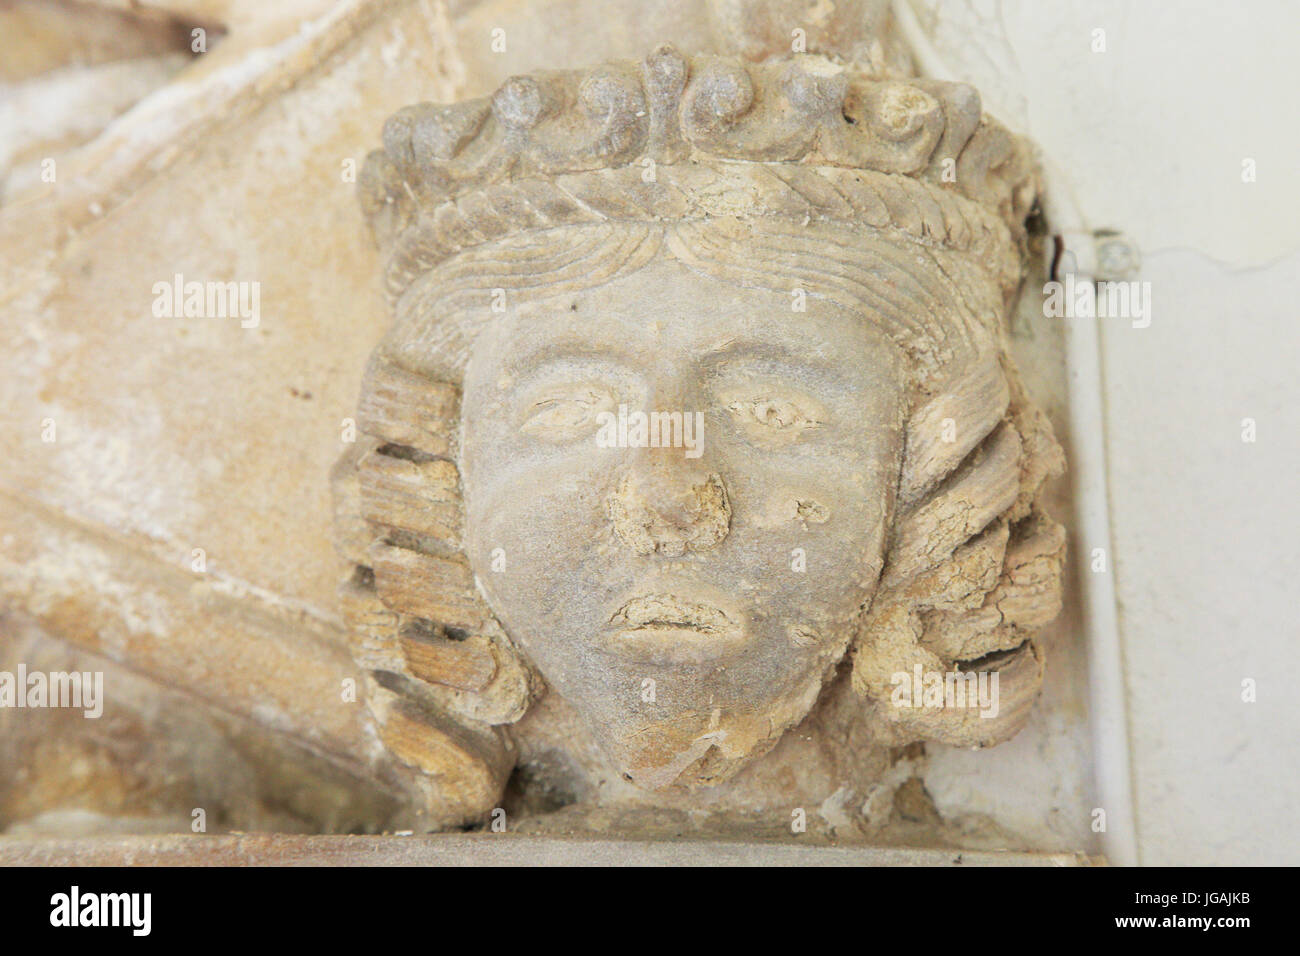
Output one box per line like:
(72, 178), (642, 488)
(383, 217), (1004, 393)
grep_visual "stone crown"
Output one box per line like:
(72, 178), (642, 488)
(360, 45), (1037, 299)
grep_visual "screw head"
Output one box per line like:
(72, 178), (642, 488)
(1095, 234), (1140, 279)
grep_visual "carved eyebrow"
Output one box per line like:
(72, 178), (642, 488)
(702, 341), (855, 386)
(704, 336), (835, 365)
(506, 348), (634, 389)
(508, 338), (600, 371)
(505, 335), (866, 387)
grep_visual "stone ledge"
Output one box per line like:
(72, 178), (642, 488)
(0, 833), (1096, 867)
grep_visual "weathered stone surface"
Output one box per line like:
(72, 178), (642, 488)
(0, 0), (1074, 850)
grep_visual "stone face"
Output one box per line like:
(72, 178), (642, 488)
(336, 41), (1067, 828)
(458, 262), (908, 790)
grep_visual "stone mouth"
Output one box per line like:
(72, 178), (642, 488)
(610, 594), (734, 632)
(602, 593), (747, 664)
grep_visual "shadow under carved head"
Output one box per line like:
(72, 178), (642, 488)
(333, 44), (1066, 828)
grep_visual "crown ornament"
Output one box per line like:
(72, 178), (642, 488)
(360, 45), (1038, 302)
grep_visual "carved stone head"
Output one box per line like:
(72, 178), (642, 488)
(334, 45), (1065, 826)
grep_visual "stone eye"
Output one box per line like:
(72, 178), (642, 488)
(519, 385), (615, 441)
(724, 394), (823, 439)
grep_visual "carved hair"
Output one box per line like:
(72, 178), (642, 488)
(335, 46), (1064, 828)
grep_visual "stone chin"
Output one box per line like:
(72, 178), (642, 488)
(598, 660), (839, 791)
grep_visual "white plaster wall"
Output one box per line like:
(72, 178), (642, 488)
(917, 0), (1300, 864)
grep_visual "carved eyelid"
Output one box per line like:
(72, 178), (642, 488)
(516, 381), (618, 439)
(727, 396), (824, 429)
(716, 379), (828, 435)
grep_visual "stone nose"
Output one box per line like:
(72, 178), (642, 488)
(606, 457), (732, 557)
